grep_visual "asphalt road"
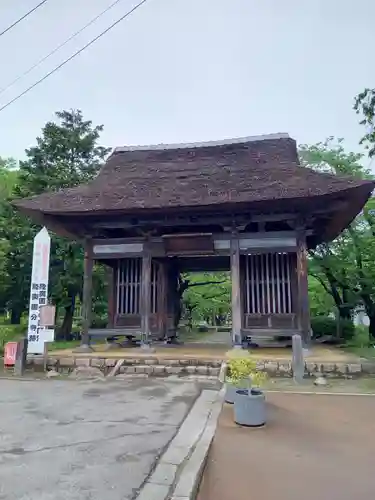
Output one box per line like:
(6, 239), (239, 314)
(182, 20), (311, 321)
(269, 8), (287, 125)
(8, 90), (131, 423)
(0, 377), (199, 500)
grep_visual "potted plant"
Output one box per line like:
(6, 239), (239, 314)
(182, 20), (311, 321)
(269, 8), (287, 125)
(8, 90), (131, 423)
(229, 353), (268, 427)
(224, 349), (255, 404)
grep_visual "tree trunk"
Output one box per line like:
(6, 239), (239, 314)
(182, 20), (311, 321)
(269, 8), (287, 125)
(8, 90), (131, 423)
(10, 308), (22, 324)
(368, 314), (375, 342)
(57, 296), (76, 341)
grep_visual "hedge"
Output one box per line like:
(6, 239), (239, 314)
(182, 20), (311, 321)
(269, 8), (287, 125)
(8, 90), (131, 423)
(310, 316), (355, 342)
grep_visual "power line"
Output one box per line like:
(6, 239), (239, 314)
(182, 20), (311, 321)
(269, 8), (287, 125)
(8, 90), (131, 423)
(0, 0), (149, 113)
(0, 0), (126, 95)
(0, 0), (48, 38)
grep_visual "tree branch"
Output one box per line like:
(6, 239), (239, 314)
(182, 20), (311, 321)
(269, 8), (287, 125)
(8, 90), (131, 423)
(187, 280), (227, 288)
(310, 272), (331, 295)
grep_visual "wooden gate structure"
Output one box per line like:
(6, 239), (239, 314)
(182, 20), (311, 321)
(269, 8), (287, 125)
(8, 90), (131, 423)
(13, 134), (374, 348)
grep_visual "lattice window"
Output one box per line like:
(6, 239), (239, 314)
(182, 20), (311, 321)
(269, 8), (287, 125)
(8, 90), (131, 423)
(243, 253), (292, 314)
(116, 258), (159, 315)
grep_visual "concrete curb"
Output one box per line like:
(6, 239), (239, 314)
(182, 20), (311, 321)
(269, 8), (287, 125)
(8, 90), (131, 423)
(134, 387), (224, 500)
(170, 387), (224, 500)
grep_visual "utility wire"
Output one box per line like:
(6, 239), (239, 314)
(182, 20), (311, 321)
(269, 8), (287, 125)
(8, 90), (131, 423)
(0, 0), (126, 95)
(0, 0), (149, 113)
(0, 0), (48, 38)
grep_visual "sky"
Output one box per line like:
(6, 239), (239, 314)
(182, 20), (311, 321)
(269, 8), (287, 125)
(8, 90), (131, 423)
(0, 0), (374, 163)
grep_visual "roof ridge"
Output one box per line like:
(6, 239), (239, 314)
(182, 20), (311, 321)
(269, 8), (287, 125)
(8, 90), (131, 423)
(113, 133), (290, 153)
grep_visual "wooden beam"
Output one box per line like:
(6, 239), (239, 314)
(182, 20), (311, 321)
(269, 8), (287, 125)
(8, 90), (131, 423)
(79, 240), (94, 350)
(107, 265), (115, 328)
(158, 261), (168, 338)
(141, 251), (152, 345)
(80, 201), (348, 232)
(230, 233), (242, 346)
(296, 229), (311, 345)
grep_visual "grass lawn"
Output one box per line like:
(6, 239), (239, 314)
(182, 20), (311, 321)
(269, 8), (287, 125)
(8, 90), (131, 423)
(343, 325), (375, 360)
(47, 340), (81, 351)
(0, 322), (81, 355)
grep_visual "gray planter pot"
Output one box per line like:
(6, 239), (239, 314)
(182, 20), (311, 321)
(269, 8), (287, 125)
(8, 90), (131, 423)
(225, 380), (248, 404)
(224, 383), (237, 404)
(234, 389), (266, 427)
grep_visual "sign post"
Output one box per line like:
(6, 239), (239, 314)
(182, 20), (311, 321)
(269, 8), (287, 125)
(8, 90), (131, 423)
(27, 227), (51, 354)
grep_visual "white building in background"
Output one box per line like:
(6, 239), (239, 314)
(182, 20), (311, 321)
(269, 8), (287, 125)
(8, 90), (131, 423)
(353, 307), (370, 327)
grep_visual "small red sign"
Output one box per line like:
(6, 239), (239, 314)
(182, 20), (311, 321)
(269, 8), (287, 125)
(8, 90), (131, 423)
(4, 342), (18, 367)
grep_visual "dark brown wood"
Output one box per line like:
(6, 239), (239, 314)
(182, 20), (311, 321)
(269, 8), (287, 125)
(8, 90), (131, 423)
(289, 253), (299, 316)
(141, 251), (152, 344)
(81, 240), (94, 347)
(85, 201), (347, 231)
(163, 234), (214, 256)
(243, 313), (297, 330)
(166, 259), (180, 336)
(230, 234), (242, 345)
(107, 265), (115, 328)
(158, 261), (168, 338)
(296, 229), (311, 345)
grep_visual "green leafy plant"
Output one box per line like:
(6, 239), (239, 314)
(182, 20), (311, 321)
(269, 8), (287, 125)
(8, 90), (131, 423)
(226, 350), (267, 388)
(310, 316), (355, 341)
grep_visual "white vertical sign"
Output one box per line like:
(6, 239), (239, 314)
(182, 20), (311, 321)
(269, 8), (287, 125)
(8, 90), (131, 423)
(27, 227), (51, 354)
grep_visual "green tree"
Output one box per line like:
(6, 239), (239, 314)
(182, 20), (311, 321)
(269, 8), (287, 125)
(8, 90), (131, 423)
(3, 110), (110, 336)
(183, 272), (231, 328)
(299, 138), (375, 341)
(0, 158), (18, 314)
(354, 88), (375, 157)
(308, 276), (334, 317)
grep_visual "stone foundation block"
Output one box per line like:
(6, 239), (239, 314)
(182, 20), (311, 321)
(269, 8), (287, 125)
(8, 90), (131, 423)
(336, 364), (348, 375)
(90, 358), (105, 368)
(165, 359), (179, 366)
(208, 367), (220, 376)
(59, 357), (75, 368)
(32, 357), (45, 366)
(125, 366), (136, 374)
(75, 358), (91, 367)
(361, 362), (375, 374)
(196, 366), (208, 375)
(47, 357), (58, 367)
(145, 359), (157, 365)
(278, 362), (292, 376)
(123, 358), (135, 365)
(135, 365), (146, 374)
(178, 359), (190, 366)
(305, 362), (318, 375)
(153, 365), (166, 375)
(186, 366), (197, 374)
(347, 363), (362, 375)
(264, 361), (279, 374)
(321, 363), (336, 374)
(166, 366), (182, 374)
(105, 359), (116, 367)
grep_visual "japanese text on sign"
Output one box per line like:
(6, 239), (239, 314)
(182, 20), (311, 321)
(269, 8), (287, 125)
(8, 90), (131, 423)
(27, 228), (51, 354)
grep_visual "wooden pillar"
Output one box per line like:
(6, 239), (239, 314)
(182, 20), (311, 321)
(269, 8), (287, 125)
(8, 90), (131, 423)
(166, 258), (180, 339)
(78, 241), (94, 351)
(107, 265), (115, 328)
(158, 261), (168, 339)
(231, 234), (242, 346)
(296, 229), (311, 346)
(141, 251), (152, 345)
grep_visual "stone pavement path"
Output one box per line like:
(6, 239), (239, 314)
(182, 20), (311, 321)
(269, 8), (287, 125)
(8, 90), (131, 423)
(197, 392), (375, 500)
(0, 378), (199, 500)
